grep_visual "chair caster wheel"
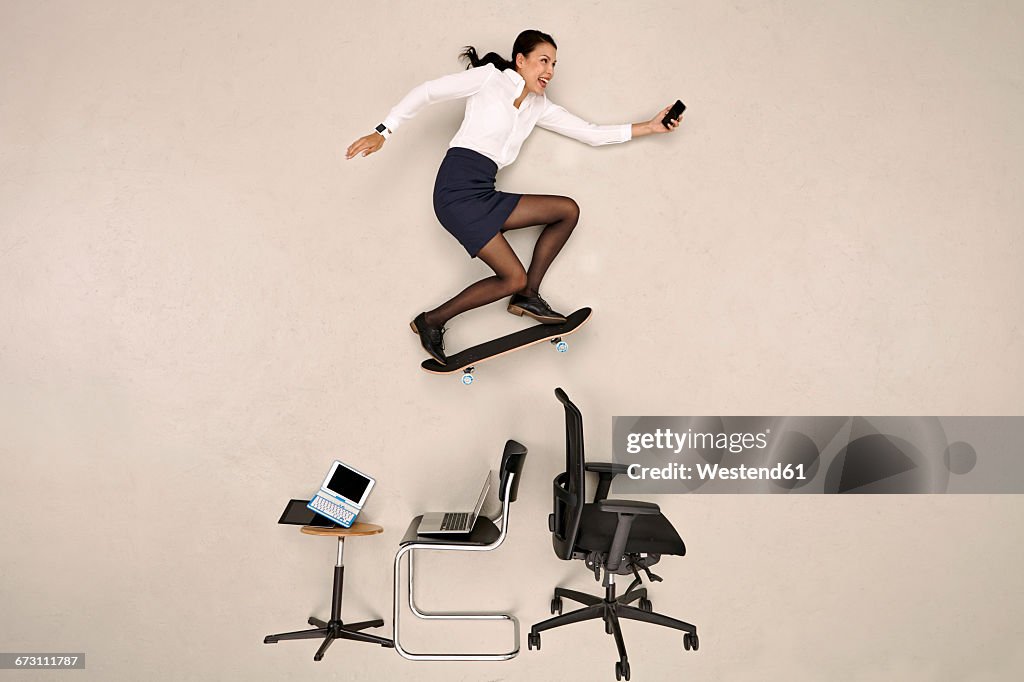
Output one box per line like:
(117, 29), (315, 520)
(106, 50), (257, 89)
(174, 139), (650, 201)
(684, 632), (699, 651)
(639, 597), (653, 612)
(615, 659), (631, 680)
(550, 596), (563, 615)
(528, 632), (541, 650)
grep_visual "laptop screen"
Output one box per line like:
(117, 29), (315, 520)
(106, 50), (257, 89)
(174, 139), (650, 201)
(326, 465), (372, 504)
(472, 476), (491, 517)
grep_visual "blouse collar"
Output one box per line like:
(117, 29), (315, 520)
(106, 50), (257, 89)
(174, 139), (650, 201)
(503, 68), (526, 98)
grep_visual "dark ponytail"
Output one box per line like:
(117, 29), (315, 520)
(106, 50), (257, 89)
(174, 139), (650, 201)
(459, 46), (514, 71)
(460, 29), (557, 71)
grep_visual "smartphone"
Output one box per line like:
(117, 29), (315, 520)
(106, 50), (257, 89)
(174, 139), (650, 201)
(662, 99), (686, 128)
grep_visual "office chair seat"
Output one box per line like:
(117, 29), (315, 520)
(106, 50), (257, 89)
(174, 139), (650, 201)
(576, 504), (686, 557)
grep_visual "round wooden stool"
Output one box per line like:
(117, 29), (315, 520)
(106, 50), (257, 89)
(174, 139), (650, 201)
(263, 523), (393, 660)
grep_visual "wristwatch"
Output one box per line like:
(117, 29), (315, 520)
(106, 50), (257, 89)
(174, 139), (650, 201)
(374, 123), (391, 140)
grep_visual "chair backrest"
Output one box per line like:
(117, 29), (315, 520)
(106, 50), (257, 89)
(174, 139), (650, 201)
(551, 387), (587, 560)
(498, 439), (528, 503)
(488, 439), (527, 540)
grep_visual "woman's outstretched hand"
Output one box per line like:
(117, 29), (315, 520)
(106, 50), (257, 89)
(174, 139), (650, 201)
(631, 105), (684, 138)
(345, 132), (385, 159)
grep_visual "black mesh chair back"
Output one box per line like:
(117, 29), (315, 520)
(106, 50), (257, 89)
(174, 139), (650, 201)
(551, 387), (587, 560)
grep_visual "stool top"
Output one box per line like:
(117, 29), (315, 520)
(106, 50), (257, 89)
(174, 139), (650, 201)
(301, 522), (383, 537)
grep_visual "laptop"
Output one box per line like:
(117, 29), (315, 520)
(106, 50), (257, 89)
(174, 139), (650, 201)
(307, 460), (375, 528)
(417, 473), (490, 535)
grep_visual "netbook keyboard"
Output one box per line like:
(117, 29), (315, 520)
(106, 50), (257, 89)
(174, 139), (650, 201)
(440, 512), (469, 531)
(309, 496), (356, 527)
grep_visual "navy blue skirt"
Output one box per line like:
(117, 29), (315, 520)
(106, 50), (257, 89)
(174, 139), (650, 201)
(432, 147), (522, 257)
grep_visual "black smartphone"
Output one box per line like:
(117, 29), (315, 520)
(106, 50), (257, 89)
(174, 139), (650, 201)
(662, 99), (686, 128)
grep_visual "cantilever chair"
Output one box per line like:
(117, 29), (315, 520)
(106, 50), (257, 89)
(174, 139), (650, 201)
(392, 439), (527, 661)
(528, 389), (698, 681)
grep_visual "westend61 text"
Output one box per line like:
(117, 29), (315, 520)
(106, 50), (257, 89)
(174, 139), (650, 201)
(627, 462), (807, 481)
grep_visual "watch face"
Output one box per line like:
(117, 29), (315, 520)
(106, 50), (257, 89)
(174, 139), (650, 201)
(375, 124), (386, 133)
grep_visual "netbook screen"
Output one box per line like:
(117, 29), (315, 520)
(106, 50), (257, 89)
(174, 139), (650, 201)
(327, 466), (371, 504)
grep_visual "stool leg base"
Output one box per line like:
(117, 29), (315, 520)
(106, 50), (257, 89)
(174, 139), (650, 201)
(314, 632), (337, 661)
(264, 626), (329, 644)
(265, 534), (394, 660)
(342, 618), (385, 632)
(264, 619), (393, 659)
(337, 626), (394, 647)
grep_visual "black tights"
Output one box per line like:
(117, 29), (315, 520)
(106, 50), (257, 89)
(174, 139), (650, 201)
(423, 195), (580, 327)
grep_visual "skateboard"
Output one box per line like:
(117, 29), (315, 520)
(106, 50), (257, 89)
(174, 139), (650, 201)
(420, 307), (592, 384)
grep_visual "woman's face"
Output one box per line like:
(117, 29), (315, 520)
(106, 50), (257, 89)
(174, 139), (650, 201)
(515, 43), (557, 96)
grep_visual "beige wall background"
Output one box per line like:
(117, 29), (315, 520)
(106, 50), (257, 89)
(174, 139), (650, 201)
(2, 1), (1022, 680)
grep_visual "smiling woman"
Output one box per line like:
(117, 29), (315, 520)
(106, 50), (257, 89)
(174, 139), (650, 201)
(460, 30), (558, 101)
(345, 29), (684, 366)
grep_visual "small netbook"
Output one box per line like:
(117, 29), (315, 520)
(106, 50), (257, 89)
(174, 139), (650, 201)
(417, 473), (490, 535)
(307, 460), (375, 528)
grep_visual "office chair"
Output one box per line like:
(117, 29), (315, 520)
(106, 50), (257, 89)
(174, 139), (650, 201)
(392, 439), (527, 661)
(528, 388), (698, 681)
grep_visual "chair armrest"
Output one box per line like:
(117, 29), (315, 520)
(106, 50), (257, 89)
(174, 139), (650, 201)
(585, 462), (629, 475)
(595, 499), (660, 516)
(586, 462), (629, 502)
(595, 499), (661, 572)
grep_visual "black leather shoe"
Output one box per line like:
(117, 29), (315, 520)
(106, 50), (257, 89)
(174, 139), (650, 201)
(410, 313), (447, 365)
(507, 293), (567, 324)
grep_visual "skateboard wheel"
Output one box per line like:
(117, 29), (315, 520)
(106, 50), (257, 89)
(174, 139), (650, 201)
(555, 340), (569, 353)
(461, 369), (475, 385)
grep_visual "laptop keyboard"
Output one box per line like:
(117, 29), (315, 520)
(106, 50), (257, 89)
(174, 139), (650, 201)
(309, 496), (356, 527)
(441, 512), (469, 531)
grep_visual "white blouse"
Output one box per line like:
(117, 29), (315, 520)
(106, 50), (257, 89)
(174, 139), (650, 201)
(382, 63), (632, 169)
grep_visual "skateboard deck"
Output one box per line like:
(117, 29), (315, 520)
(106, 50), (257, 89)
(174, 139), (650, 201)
(421, 307), (592, 382)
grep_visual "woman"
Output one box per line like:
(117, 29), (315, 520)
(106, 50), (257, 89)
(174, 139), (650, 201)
(346, 30), (682, 365)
